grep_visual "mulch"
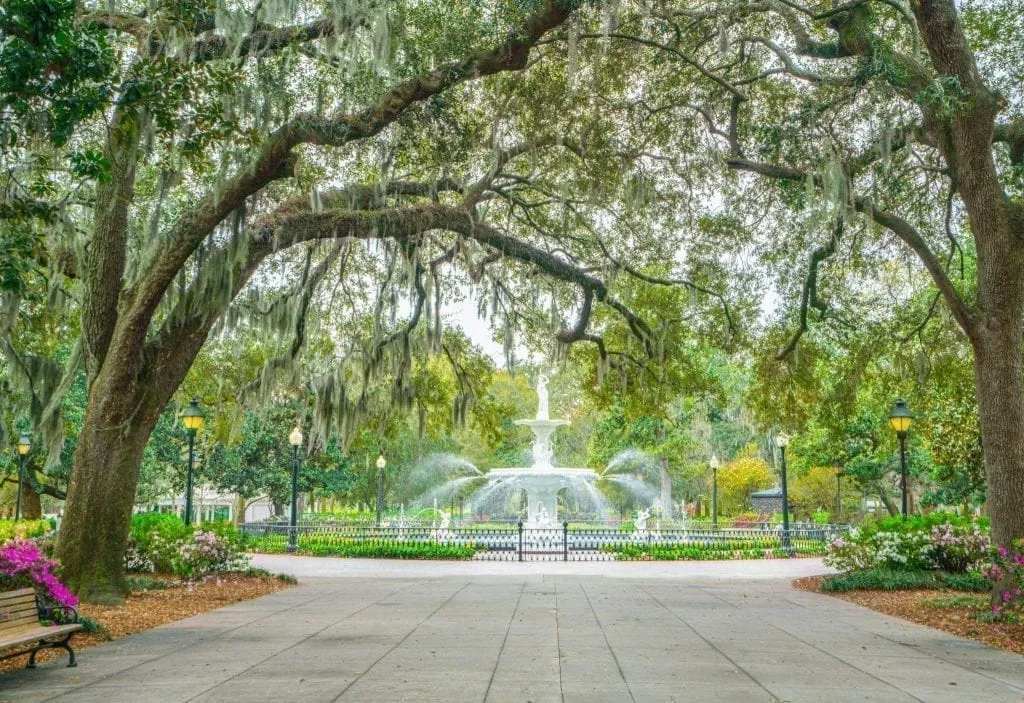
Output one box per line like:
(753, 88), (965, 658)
(794, 575), (1024, 655)
(0, 573), (294, 673)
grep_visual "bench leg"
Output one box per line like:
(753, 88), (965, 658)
(60, 636), (77, 668)
(24, 635), (77, 669)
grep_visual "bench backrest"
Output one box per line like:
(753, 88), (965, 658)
(0, 588), (40, 637)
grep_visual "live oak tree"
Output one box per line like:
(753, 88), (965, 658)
(2, 0), (690, 601)
(560, 0), (1023, 550)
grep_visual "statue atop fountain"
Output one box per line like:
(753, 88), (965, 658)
(536, 373), (550, 421)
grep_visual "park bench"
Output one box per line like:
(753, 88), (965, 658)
(0, 588), (82, 669)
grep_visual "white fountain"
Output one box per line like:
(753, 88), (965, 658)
(485, 373), (601, 526)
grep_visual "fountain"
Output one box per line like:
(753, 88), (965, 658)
(484, 373), (603, 526)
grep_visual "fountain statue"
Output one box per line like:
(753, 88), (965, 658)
(415, 372), (662, 526)
(636, 507), (650, 534)
(483, 372), (599, 526)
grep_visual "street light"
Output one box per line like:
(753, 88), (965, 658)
(15, 434), (31, 521)
(181, 399), (205, 526)
(889, 399), (913, 518)
(375, 454), (386, 526)
(775, 432), (791, 552)
(709, 454), (720, 530)
(834, 461), (844, 520)
(288, 425), (303, 553)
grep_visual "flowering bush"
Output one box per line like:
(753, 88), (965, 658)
(825, 517), (991, 574)
(126, 514), (248, 578)
(983, 539), (1024, 620)
(930, 523), (991, 573)
(0, 540), (77, 608)
(172, 530), (249, 578)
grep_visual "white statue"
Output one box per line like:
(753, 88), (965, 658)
(635, 507), (650, 533)
(536, 373), (550, 420)
(439, 512), (451, 530)
(536, 502), (550, 526)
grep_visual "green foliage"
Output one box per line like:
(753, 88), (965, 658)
(821, 568), (941, 592)
(125, 576), (172, 592)
(821, 568), (990, 593)
(0, 519), (52, 543)
(825, 514), (991, 574)
(127, 513), (192, 573)
(247, 536), (475, 560)
(0, 0), (114, 146)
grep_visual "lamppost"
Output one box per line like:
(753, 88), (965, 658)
(376, 454), (386, 526)
(709, 454), (720, 530)
(889, 399), (913, 518)
(181, 399), (205, 526)
(775, 433), (791, 552)
(834, 461), (844, 520)
(15, 434), (31, 521)
(288, 425), (303, 553)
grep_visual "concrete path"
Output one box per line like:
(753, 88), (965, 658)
(2, 563), (1024, 703)
(248, 554), (839, 580)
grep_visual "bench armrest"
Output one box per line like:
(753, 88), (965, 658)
(37, 602), (79, 625)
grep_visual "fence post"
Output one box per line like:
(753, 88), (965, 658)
(518, 521), (524, 562)
(563, 521), (569, 561)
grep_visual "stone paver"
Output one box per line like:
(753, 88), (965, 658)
(2, 560), (1023, 703)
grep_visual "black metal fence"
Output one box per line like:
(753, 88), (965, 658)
(239, 521), (848, 562)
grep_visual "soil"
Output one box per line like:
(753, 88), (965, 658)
(794, 575), (1024, 655)
(0, 572), (294, 673)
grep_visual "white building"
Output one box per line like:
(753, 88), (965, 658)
(136, 485), (275, 523)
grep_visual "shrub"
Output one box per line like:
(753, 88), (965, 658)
(0, 540), (77, 607)
(821, 568), (940, 592)
(127, 514), (249, 577)
(820, 567), (990, 593)
(982, 539), (1024, 620)
(825, 516), (991, 575)
(172, 530), (250, 578)
(128, 513), (191, 573)
(0, 519), (53, 544)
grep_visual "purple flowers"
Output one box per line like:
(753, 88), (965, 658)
(0, 540), (78, 608)
(983, 538), (1024, 620)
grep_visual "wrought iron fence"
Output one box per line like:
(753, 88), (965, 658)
(239, 521), (849, 562)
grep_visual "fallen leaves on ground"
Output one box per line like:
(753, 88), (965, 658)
(793, 575), (1024, 655)
(0, 573), (293, 673)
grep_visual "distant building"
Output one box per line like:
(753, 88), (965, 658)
(135, 485), (274, 523)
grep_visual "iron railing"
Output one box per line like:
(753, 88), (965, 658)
(239, 521), (848, 562)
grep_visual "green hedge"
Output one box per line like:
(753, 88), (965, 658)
(300, 541), (475, 560)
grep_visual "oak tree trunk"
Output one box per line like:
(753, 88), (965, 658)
(972, 309), (1024, 549)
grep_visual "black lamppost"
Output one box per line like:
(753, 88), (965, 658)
(181, 399), (205, 525)
(15, 434), (31, 521)
(834, 461), (844, 519)
(376, 454), (386, 526)
(288, 425), (304, 553)
(889, 399), (913, 518)
(710, 454), (720, 530)
(775, 433), (791, 551)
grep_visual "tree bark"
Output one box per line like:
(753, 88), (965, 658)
(19, 480), (42, 520)
(971, 294), (1024, 549)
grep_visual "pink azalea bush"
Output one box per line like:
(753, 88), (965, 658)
(983, 539), (1024, 620)
(0, 539), (77, 608)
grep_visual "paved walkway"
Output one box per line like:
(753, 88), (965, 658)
(2, 561), (1024, 703)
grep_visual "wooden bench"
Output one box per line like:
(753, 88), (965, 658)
(0, 588), (83, 669)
